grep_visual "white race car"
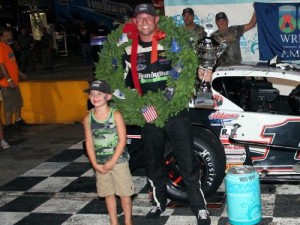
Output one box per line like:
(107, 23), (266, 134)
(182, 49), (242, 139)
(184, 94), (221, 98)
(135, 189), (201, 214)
(127, 64), (300, 200)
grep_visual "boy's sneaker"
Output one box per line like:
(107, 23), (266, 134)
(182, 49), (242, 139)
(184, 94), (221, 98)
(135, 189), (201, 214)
(0, 140), (10, 150)
(146, 206), (163, 219)
(15, 119), (29, 126)
(197, 209), (211, 225)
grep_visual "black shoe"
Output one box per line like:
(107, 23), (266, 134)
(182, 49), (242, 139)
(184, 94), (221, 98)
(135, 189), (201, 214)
(197, 209), (211, 225)
(4, 124), (23, 132)
(15, 119), (29, 126)
(146, 206), (163, 219)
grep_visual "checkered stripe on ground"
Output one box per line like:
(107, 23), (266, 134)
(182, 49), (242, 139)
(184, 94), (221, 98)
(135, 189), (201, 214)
(0, 142), (300, 225)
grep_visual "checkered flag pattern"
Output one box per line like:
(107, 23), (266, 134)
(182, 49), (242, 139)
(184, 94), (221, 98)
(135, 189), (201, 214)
(0, 141), (300, 225)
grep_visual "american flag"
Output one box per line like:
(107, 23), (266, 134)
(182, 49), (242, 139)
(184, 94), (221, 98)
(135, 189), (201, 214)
(141, 106), (158, 123)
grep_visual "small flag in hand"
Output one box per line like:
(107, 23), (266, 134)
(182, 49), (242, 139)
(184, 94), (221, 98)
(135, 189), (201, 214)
(141, 106), (158, 123)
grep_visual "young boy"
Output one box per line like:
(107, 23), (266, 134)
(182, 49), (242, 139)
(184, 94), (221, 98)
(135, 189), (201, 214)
(83, 80), (134, 225)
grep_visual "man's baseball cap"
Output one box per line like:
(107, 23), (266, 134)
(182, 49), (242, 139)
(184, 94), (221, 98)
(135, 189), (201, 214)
(182, 8), (194, 16)
(133, 3), (157, 17)
(84, 80), (112, 94)
(215, 12), (228, 21)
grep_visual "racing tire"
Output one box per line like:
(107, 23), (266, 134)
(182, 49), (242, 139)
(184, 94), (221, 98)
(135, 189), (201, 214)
(165, 127), (226, 201)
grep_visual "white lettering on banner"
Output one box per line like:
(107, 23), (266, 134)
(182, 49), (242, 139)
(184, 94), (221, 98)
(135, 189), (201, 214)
(139, 71), (169, 79)
(280, 34), (300, 43)
(281, 50), (300, 58)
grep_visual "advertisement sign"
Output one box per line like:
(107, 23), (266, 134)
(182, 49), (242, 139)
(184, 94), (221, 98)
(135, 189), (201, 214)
(255, 2), (300, 61)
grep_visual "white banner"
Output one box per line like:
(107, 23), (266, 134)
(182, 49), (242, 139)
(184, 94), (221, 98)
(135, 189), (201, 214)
(164, 0), (300, 63)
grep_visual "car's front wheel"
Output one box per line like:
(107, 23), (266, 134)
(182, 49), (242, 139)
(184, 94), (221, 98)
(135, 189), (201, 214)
(165, 127), (226, 201)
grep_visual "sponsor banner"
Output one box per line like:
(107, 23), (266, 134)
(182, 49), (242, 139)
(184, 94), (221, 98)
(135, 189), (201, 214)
(255, 2), (300, 60)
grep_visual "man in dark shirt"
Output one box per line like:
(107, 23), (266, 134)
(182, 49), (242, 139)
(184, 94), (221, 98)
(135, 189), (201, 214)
(212, 11), (256, 66)
(16, 28), (35, 72)
(182, 8), (206, 41)
(77, 26), (92, 66)
(40, 27), (53, 70)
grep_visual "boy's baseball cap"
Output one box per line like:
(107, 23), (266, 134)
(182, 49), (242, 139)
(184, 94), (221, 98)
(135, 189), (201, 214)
(215, 12), (228, 21)
(133, 3), (157, 17)
(182, 8), (194, 16)
(84, 80), (112, 94)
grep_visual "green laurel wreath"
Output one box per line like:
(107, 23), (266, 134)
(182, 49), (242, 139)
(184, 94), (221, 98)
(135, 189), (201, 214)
(94, 16), (198, 127)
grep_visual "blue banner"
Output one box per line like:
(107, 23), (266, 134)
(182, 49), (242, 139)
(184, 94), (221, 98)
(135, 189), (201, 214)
(255, 2), (300, 61)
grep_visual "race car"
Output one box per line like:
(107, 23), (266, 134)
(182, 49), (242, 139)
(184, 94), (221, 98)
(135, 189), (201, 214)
(126, 64), (300, 201)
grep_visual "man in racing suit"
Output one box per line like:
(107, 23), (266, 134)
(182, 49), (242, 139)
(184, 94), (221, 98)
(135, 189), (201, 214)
(124, 3), (211, 225)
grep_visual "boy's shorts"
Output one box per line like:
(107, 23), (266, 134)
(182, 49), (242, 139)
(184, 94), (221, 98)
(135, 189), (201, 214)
(96, 161), (135, 197)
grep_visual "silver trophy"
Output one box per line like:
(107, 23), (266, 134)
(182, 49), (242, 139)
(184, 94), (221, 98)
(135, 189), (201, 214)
(194, 23), (226, 108)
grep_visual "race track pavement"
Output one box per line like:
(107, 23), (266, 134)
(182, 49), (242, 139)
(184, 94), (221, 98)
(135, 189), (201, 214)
(0, 141), (299, 225)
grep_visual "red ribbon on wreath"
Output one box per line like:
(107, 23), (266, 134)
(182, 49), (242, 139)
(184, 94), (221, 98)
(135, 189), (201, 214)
(123, 22), (166, 95)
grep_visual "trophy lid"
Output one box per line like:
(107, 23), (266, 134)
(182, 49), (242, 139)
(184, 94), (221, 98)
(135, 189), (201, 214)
(197, 22), (220, 50)
(197, 36), (220, 50)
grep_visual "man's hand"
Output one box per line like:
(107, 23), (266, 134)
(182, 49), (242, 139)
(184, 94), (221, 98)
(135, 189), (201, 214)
(198, 67), (213, 82)
(7, 79), (16, 88)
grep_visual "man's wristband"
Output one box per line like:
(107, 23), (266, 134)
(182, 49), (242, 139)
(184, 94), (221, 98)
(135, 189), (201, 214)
(7, 78), (12, 82)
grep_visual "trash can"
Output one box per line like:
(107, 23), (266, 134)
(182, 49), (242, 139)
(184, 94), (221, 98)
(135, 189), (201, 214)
(225, 165), (262, 225)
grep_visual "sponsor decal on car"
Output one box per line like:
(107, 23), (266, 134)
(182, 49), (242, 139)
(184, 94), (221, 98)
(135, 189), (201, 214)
(209, 112), (239, 126)
(220, 127), (237, 139)
(224, 144), (246, 155)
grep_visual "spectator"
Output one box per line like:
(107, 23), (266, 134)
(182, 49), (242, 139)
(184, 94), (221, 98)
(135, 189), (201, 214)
(211, 10), (256, 66)
(0, 77), (10, 150)
(16, 28), (35, 72)
(124, 3), (211, 224)
(83, 80), (134, 225)
(91, 22), (109, 64)
(182, 8), (206, 41)
(40, 27), (53, 70)
(0, 118), (9, 150)
(96, 22), (109, 36)
(77, 25), (92, 66)
(0, 27), (28, 129)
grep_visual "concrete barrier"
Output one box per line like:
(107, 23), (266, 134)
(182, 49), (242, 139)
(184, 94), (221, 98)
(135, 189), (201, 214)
(18, 80), (89, 124)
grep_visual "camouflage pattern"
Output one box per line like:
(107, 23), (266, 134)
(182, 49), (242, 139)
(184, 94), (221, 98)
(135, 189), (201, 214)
(90, 109), (129, 164)
(193, 24), (207, 41)
(212, 25), (244, 66)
